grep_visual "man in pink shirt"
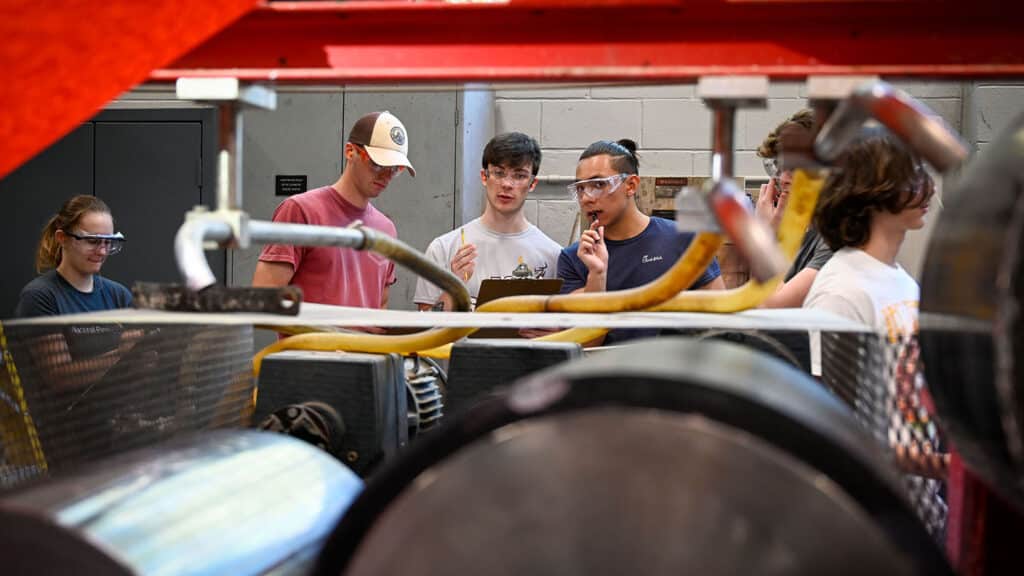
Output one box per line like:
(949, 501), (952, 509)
(252, 111), (415, 309)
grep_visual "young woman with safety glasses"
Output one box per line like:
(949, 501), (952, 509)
(16, 195), (130, 318)
(556, 139), (725, 345)
(12, 196), (154, 467)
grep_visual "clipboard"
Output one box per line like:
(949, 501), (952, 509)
(471, 278), (564, 338)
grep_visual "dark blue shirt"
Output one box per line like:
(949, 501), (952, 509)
(14, 270), (133, 360)
(15, 270), (132, 318)
(557, 217), (720, 345)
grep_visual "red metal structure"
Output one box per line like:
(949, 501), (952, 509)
(0, 0), (259, 180)
(3, 0), (1023, 180)
(159, 0), (1024, 83)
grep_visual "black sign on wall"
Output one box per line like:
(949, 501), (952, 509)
(275, 175), (308, 196)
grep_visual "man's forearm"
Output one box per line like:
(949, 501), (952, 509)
(583, 270), (607, 293)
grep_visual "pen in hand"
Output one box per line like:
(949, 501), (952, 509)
(460, 228), (470, 281)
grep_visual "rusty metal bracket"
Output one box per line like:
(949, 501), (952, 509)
(132, 283), (302, 315)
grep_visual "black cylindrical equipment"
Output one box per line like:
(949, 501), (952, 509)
(315, 338), (950, 575)
(919, 111), (1024, 506)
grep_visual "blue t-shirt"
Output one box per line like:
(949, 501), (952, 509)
(557, 217), (720, 345)
(14, 270), (134, 361)
(15, 270), (132, 318)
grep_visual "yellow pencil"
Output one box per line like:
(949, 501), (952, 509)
(460, 228), (469, 281)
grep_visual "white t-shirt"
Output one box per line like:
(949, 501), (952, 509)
(413, 217), (563, 308)
(804, 247), (919, 376)
(804, 247), (919, 339)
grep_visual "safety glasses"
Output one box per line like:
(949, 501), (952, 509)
(567, 173), (629, 201)
(64, 231), (125, 255)
(354, 145), (406, 176)
(487, 167), (533, 185)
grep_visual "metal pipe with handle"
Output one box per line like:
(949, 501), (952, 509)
(815, 80), (969, 173)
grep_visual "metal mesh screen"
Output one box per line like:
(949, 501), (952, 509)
(820, 331), (948, 540)
(0, 321), (254, 489)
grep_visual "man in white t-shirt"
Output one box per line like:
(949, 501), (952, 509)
(804, 130), (934, 341)
(414, 132), (562, 310)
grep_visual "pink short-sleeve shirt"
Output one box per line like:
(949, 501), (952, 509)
(259, 186), (397, 308)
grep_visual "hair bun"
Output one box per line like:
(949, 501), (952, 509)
(616, 139), (638, 156)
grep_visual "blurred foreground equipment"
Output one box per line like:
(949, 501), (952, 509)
(0, 430), (362, 575)
(317, 338), (951, 576)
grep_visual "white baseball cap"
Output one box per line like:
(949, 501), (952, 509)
(348, 110), (416, 177)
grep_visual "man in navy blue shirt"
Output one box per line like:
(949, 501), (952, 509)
(558, 139), (724, 345)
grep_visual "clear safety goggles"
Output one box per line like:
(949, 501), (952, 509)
(567, 173), (629, 201)
(487, 167), (533, 184)
(64, 231), (126, 255)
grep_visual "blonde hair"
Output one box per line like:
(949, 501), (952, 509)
(36, 195), (112, 272)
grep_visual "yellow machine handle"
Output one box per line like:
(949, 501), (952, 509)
(648, 170), (825, 312)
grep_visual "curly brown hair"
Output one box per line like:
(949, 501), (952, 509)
(814, 131), (934, 251)
(757, 108), (815, 159)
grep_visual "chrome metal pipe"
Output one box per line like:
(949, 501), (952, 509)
(246, 220), (366, 249)
(707, 178), (788, 283)
(175, 216), (233, 291)
(216, 102), (243, 212)
(705, 104), (787, 282)
(815, 81), (968, 172)
(175, 217), (472, 312)
(710, 107), (735, 181)
(248, 220), (471, 312)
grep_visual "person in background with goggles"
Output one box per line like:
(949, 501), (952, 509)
(16, 195), (130, 317)
(557, 139), (724, 345)
(13, 195), (154, 469)
(253, 110), (415, 311)
(414, 132), (562, 311)
(755, 108), (834, 308)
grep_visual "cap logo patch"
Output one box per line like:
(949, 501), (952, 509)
(390, 126), (406, 146)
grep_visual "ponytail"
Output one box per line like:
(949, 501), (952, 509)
(35, 195), (112, 273)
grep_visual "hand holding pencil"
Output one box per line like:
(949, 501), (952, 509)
(451, 228), (476, 282)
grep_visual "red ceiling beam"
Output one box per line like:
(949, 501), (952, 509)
(0, 0), (259, 180)
(155, 0), (1024, 83)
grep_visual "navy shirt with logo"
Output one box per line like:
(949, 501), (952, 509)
(557, 216), (720, 345)
(14, 270), (133, 360)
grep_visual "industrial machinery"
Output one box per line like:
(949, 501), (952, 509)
(445, 339), (581, 414)
(919, 112), (1024, 510)
(315, 339), (952, 575)
(3, 1), (1023, 573)
(0, 321), (254, 484)
(255, 351), (408, 477)
(0, 430), (362, 575)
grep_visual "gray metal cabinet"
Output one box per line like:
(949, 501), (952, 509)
(95, 121), (204, 284)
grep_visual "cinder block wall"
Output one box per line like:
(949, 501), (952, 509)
(121, 80), (1023, 285)
(964, 81), (1024, 152)
(498, 80), (969, 277)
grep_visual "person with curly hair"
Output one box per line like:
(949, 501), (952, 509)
(803, 129), (934, 341)
(755, 108), (835, 308)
